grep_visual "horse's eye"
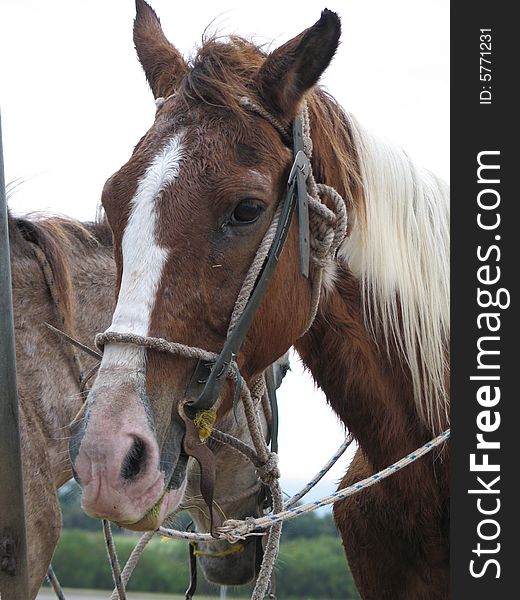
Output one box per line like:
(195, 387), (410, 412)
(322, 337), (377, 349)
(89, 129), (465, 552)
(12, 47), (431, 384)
(231, 200), (263, 225)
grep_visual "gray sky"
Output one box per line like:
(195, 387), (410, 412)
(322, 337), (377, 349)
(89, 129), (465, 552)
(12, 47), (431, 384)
(1, 0), (449, 489)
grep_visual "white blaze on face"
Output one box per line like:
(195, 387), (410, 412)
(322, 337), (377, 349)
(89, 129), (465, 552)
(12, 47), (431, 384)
(102, 133), (185, 370)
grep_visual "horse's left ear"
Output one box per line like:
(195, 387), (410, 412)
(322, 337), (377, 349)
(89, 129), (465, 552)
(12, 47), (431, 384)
(133, 0), (188, 99)
(256, 9), (341, 120)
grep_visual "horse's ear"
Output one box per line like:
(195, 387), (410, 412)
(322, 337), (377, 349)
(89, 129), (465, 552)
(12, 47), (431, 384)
(257, 9), (341, 120)
(133, 0), (188, 99)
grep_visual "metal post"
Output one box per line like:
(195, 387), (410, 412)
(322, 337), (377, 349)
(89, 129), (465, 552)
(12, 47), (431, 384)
(0, 112), (30, 598)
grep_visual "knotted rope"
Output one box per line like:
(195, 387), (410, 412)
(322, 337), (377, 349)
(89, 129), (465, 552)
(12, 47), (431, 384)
(237, 97), (349, 338)
(215, 429), (450, 542)
(105, 423), (448, 599)
(156, 428), (449, 543)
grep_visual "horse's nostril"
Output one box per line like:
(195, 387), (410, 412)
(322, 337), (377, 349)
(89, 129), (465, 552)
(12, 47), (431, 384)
(121, 437), (147, 480)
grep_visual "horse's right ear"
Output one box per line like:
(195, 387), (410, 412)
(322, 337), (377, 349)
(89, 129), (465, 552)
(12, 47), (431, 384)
(133, 0), (188, 99)
(257, 9), (341, 121)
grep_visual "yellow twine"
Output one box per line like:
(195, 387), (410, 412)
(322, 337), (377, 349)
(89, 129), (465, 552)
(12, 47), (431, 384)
(190, 542), (244, 558)
(193, 409), (217, 442)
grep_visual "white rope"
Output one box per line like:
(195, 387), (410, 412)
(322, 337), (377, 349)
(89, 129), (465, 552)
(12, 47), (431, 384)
(284, 437), (353, 509)
(98, 421), (449, 597)
(216, 430), (450, 542)
(157, 429), (449, 545)
(109, 531), (155, 600)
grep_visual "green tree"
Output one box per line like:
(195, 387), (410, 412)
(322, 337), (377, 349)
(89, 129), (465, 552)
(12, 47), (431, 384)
(282, 510), (338, 540)
(277, 535), (359, 599)
(49, 529), (359, 598)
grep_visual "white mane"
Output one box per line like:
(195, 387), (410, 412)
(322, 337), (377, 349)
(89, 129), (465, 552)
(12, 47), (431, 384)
(340, 116), (450, 434)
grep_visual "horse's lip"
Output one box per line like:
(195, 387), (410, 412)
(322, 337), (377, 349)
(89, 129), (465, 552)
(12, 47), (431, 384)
(115, 493), (164, 530)
(115, 481), (186, 531)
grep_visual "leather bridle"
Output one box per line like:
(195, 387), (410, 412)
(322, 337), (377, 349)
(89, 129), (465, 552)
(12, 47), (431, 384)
(184, 115), (311, 417)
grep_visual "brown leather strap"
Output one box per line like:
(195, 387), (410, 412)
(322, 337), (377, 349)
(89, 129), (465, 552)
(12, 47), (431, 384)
(185, 539), (197, 600)
(180, 411), (223, 536)
(186, 119), (309, 414)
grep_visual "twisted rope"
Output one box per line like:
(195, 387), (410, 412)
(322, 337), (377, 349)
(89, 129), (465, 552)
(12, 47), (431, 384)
(109, 531), (155, 600)
(239, 97), (291, 142)
(95, 331), (220, 363)
(217, 430), (450, 541)
(301, 102), (348, 268)
(284, 438), (353, 509)
(103, 520), (126, 600)
(46, 565), (66, 600)
(211, 428), (263, 466)
(235, 377), (282, 600)
(157, 429), (449, 544)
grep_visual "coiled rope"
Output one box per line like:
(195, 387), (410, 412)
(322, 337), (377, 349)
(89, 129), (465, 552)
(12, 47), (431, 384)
(158, 429), (450, 543)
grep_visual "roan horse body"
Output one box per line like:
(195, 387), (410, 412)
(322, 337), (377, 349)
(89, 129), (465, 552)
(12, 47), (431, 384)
(71, 2), (450, 598)
(8, 211), (278, 597)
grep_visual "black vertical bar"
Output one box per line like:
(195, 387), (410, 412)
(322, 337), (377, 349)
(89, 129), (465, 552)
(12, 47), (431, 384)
(452, 3), (518, 598)
(0, 112), (30, 598)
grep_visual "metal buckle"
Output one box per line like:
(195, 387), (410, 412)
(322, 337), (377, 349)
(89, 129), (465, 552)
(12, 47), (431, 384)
(289, 121), (311, 278)
(288, 150), (310, 185)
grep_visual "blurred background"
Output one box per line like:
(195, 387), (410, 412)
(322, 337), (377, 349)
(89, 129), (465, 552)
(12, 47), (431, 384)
(1, 1), (448, 597)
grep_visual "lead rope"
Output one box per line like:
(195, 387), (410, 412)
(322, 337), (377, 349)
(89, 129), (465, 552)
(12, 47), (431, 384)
(238, 378), (282, 600)
(103, 520), (126, 600)
(43, 317), (448, 598)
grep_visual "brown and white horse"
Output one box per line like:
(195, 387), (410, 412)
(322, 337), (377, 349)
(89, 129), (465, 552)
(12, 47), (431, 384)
(71, 2), (450, 598)
(9, 210), (280, 597)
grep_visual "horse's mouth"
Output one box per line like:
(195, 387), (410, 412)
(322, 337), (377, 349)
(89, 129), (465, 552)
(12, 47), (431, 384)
(117, 481), (187, 531)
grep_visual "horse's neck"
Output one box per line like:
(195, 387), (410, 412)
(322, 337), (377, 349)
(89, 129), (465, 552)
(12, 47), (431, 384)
(296, 266), (430, 470)
(298, 101), (449, 469)
(66, 238), (116, 367)
(12, 228), (115, 487)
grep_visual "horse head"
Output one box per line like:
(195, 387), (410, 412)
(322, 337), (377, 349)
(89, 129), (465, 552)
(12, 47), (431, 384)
(70, 0), (340, 529)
